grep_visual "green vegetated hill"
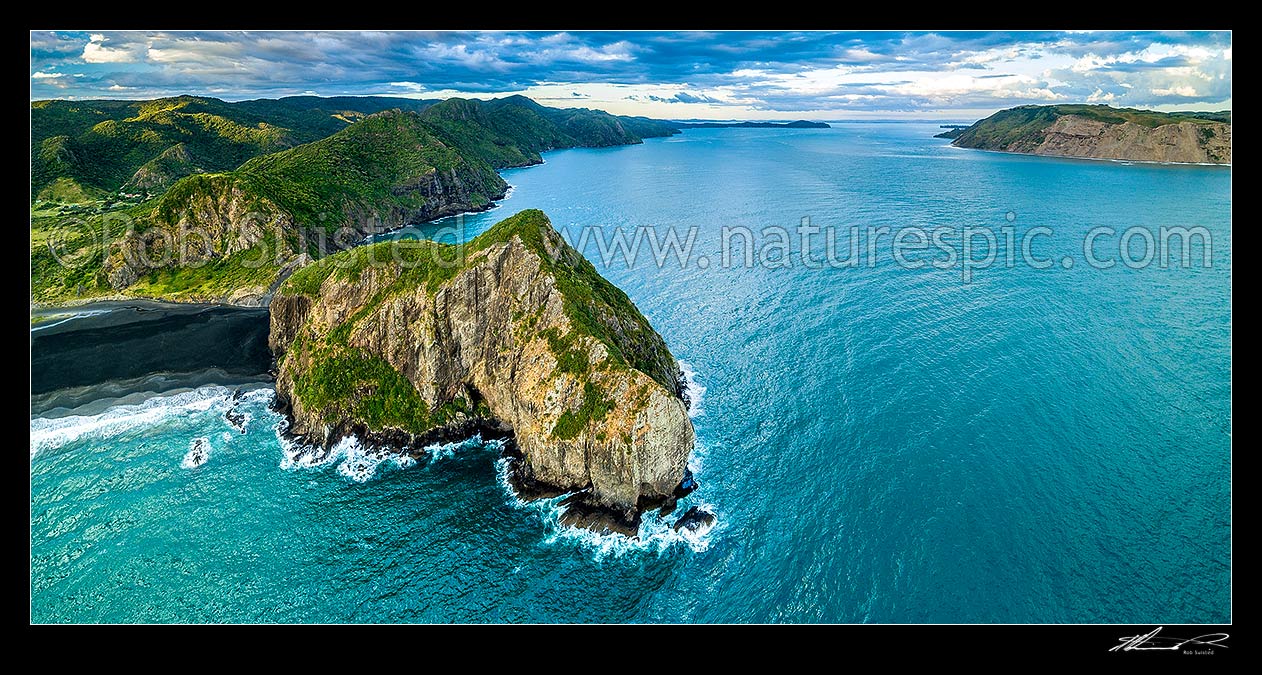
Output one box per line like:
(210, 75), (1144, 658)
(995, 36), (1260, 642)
(30, 95), (439, 199)
(31, 94), (679, 201)
(31, 95), (680, 306)
(420, 95), (678, 167)
(949, 104), (1231, 164)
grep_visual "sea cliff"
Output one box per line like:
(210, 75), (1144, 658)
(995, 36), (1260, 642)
(949, 104), (1231, 164)
(269, 209), (695, 534)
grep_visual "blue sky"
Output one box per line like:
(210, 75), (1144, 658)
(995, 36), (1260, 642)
(30, 31), (1232, 120)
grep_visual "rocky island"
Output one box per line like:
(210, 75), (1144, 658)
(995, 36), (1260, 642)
(270, 209), (696, 535)
(946, 104), (1231, 164)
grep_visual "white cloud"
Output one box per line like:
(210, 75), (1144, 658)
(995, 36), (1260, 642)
(30, 30), (1232, 119)
(567, 42), (635, 63)
(82, 33), (142, 64)
(841, 48), (883, 62)
(1087, 88), (1116, 102)
(1151, 85), (1198, 97)
(388, 81), (427, 92)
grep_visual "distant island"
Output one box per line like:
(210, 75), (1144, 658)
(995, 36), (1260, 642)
(941, 104), (1231, 164)
(673, 120), (831, 129)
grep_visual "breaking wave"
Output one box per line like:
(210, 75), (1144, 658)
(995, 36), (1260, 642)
(679, 360), (706, 418)
(278, 429), (505, 483)
(30, 386), (271, 458)
(495, 458), (718, 559)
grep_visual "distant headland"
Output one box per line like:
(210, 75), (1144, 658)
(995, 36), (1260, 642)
(939, 104), (1230, 164)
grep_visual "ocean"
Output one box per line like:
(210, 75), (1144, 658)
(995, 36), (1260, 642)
(30, 124), (1231, 623)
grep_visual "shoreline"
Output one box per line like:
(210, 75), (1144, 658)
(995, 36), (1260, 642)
(946, 143), (1232, 168)
(33, 378), (274, 419)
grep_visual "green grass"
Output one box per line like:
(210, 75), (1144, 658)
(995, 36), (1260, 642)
(36, 177), (104, 204)
(291, 345), (490, 435)
(30, 95), (421, 199)
(231, 111), (503, 229)
(542, 327), (591, 375)
(32, 93), (677, 201)
(294, 349), (435, 434)
(122, 243), (281, 302)
(552, 381), (616, 440)
(30, 209), (136, 303)
(1048, 104), (1230, 128)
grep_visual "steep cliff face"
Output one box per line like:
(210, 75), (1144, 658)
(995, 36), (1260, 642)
(1028, 116), (1231, 164)
(951, 104), (1231, 164)
(104, 176), (293, 292)
(270, 209), (694, 532)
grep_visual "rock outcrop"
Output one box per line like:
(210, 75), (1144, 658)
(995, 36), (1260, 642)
(1026, 115), (1231, 164)
(269, 209), (695, 534)
(950, 104), (1231, 164)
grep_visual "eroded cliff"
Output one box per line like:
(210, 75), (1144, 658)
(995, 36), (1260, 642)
(951, 104), (1231, 164)
(269, 209), (695, 534)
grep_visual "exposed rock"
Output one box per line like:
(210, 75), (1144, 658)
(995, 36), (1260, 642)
(224, 390), (248, 433)
(182, 437), (210, 469)
(1026, 116), (1231, 164)
(672, 506), (716, 534)
(269, 209), (695, 529)
(558, 491), (641, 537)
(103, 177), (297, 291)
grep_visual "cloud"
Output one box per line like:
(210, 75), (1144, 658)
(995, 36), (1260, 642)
(30, 30), (1231, 119)
(81, 33), (143, 64)
(1151, 85), (1198, 97)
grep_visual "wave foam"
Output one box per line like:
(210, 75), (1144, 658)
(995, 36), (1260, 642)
(425, 434), (505, 464)
(30, 386), (246, 458)
(494, 458), (718, 559)
(279, 432), (504, 482)
(182, 437), (211, 469)
(679, 360), (706, 419)
(280, 434), (417, 482)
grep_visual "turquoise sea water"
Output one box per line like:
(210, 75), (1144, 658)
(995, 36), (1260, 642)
(30, 125), (1231, 623)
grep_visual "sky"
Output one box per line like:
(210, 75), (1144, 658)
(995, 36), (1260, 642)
(30, 31), (1232, 120)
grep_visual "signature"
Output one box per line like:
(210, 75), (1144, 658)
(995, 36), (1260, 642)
(1110, 627), (1230, 652)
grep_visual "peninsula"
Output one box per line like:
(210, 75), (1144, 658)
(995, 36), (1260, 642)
(31, 95), (678, 306)
(945, 104), (1231, 164)
(270, 209), (696, 535)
